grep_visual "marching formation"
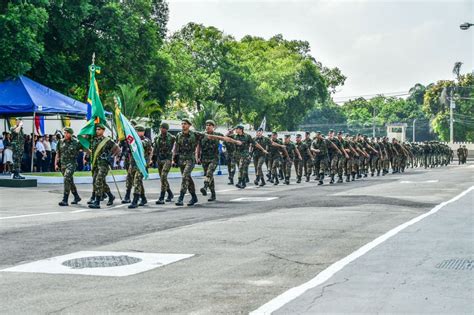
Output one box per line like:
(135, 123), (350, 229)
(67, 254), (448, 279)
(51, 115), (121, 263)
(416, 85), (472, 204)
(47, 118), (455, 208)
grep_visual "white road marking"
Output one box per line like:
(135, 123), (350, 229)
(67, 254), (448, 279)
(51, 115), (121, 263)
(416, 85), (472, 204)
(1, 251), (194, 277)
(231, 197), (279, 202)
(70, 209), (93, 213)
(400, 180), (439, 184)
(250, 186), (474, 315)
(0, 212), (62, 220)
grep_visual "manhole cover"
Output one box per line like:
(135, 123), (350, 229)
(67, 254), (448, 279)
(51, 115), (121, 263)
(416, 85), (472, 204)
(62, 255), (142, 269)
(436, 259), (473, 271)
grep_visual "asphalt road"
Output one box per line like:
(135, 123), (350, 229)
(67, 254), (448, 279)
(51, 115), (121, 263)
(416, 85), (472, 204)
(0, 163), (472, 314)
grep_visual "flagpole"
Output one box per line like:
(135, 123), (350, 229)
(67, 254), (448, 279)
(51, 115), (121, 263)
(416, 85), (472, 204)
(31, 112), (35, 172)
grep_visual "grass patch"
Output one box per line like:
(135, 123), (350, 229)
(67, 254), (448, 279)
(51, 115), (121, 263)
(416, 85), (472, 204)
(25, 166), (203, 177)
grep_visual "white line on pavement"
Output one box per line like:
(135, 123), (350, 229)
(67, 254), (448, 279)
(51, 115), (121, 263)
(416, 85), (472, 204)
(249, 185), (474, 315)
(0, 212), (62, 220)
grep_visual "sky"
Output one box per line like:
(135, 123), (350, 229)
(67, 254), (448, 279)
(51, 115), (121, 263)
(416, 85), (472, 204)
(167, 0), (473, 101)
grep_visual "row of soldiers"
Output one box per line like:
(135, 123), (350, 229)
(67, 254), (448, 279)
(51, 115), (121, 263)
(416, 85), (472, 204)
(457, 145), (469, 164)
(50, 118), (453, 208)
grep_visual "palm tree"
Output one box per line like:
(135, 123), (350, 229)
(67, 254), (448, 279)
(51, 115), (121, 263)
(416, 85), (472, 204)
(452, 62), (463, 81)
(115, 83), (161, 121)
(191, 101), (230, 130)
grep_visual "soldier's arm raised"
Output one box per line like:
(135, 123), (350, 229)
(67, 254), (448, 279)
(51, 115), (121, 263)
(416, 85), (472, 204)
(255, 142), (268, 155)
(208, 134), (242, 145)
(271, 141), (285, 148)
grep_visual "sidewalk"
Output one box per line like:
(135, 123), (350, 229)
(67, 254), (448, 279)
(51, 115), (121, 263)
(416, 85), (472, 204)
(275, 188), (474, 314)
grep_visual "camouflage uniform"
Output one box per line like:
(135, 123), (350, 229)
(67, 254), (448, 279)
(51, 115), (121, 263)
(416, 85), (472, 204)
(57, 138), (81, 195)
(327, 137), (343, 183)
(224, 142), (236, 184)
(130, 137), (152, 196)
(200, 131), (223, 195)
(90, 135), (118, 207)
(268, 138), (284, 184)
(311, 138), (329, 184)
(231, 132), (255, 188)
(283, 141), (298, 184)
(10, 126), (24, 175)
(153, 132), (175, 194)
(296, 140), (311, 182)
(369, 140), (381, 176)
(253, 136), (271, 184)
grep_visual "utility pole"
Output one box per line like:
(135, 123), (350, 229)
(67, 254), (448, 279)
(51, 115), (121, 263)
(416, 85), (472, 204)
(412, 119), (417, 142)
(372, 107), (376, 138)
(450, 99), (455, 143)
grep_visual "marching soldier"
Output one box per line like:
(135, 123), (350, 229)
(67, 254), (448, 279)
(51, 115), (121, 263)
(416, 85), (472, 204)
(152, 122), (175, 204)
(88, 123), (121, 209)
(55, 127), (82, 206)
(310, 131), (330, 185)
(225, 128), (237, 185)
(10, 118), (25, 179)
(128, 125), (152, 209)
(283, 135), (302, 184)
(199, 120), (240, 201)
(267, 132), (288, 185)
(327, 130), (345, 184)
(295, 134), (312, 183)
(253, 128), (271, 186)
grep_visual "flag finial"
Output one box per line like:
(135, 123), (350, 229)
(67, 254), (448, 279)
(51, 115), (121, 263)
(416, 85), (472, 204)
(92, 52), (95, 65)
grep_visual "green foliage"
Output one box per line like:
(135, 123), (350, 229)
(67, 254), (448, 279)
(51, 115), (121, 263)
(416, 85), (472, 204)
(191, 101), (230, 130)
(0, 1), (48, 79)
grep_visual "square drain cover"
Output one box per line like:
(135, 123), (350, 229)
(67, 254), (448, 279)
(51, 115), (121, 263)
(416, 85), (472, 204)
(1, 251), (194, 277)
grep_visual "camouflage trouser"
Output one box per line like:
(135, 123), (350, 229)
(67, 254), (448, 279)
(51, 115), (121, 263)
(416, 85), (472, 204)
(345, 157), (354, 174)
(226, 152), (236, 179)
(202, 159), (218, 191)
(125, 169), (133, 191)
(329, 155), (339, 175)
(370, 155), (379, 174)
(61, 165), (77, 194)
(254, 155), (266, 177)
(92, 165), (111, 197)
(158, 159), (172, 192)
(294, 158), (303, 177)
(179, 159), (195, 194)
(363, 156), (369, 173)
(130, 167), (145, 195)
(314, 156), (328, 175)
(338, 156), (346, 176)
(303, 158), (312, 177)
(270, 156), (281, 177)
(283, 158), (293, 179)
(12, 146), (23, 171)
(237, 156), (251, 180)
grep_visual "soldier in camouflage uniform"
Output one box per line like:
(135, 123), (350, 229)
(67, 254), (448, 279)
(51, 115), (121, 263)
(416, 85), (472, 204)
(152, 122), (175, 204)
(267, 132), (288, 185)
(55, 127), (82, 206)
(128, 125), (152, 209)
(199, 120), (240, 201)
(10, 119), (25, 179)
(253, 128), (271, 186)
(327, 130), (345, 184)
(88, 124), (121, 209)
(231, 125), (266, 189)
(225, 129), (237, 185)
(283, 135), (302, 185)
(310, 131), (330, 185)
(295, 134), (312, 183)
(173, 118), (234, 206)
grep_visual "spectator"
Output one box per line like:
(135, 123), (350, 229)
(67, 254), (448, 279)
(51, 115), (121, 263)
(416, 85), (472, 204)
(51, 134), (60, 172)
(43, 135), (52, 172)
(77, 148), (85, 172)
(35, 136), (47, 172)
(23, 135), (32, 172)
(3, 133), (13, 174)
(0, 135), (4, 173)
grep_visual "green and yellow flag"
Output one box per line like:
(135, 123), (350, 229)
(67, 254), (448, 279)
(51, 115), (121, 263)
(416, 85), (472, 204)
(78, 63), (108, 148)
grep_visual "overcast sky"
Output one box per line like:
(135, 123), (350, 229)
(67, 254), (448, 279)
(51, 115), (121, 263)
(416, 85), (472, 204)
(167, 0), (473, 100)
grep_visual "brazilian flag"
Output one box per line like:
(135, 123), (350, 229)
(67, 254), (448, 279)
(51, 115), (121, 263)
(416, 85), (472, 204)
(78, 64), (108, 148)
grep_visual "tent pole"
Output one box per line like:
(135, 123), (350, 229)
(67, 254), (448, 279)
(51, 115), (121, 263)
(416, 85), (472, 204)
(31, 112), (35, 172)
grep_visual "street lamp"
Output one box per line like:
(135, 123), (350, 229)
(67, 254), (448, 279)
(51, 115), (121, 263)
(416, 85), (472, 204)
(460, 22), (474, 30)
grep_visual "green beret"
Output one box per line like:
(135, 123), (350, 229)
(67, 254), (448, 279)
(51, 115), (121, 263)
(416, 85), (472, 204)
(135, 125), (146, 132)
(160, 122), (169, 130)
(130, 119), (137, 126)
(235, 124), (244, 130)
(329, 129), (334, 133)
(316, 131), (322, 134)
(95, 123), (106, 130)
(296, 134), (302, 137)
(284, 134), (291, 138)
(181, 118), (192, 125)
(64, 127), (74, 134)
(205, 119), (216, 126)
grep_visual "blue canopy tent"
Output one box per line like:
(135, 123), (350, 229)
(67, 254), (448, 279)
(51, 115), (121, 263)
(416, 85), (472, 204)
(0, 75), (88, 116)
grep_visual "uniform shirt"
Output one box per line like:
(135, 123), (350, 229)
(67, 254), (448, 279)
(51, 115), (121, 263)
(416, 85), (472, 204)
(175, 130), (205, 161)
(90, 135), (117, 168)
(231, 133), (255, 158)
(253, 136), (270, 158)
(57, 138), (82, 167)
(268, 138), (284, 158)
(153, 132), (175, 161)
(311, 138), (328, 156)
(10, 127), (24, 150)
(328, 137), (342, 156)
(200, 131), (223, 161)
(296, 141), (310, 159)
(284, 142), (297, 160)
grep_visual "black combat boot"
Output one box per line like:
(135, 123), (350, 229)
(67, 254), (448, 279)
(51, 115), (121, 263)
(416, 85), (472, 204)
(166, 189), (174, 202)
(128, 194), (140, 209)
(87, 193), (96, 205)
(351, 173), (356, 181)
(121, 189), (131, 204)
(245, 175), (250, 183)
(175, 192), (185, 206)
(363, 172), (368, 178)
(279, 170), (284, 180)
(305, 175), (310, 182)
(371, 172), (374, 177)
(235, 178), (243, 189)
(318, 174), (324, 185)
(345, 174), (351, 182)
(260, 176), (266, 187)
(377, 170), (381, 176)
(139, 194), (147, 206)
(296, 176), (301, 183)
(71, 192), (81, 204)
(329, 175), (335, 184)
(200, 183), (208, 196)
(208, 190), (216, 202)
(187, 193), (198, 206)
(88, 195), (101, 209)
(337, 175), (343, 183)
(284, 177), (290, 185)
(268, 175), (274, 183)
(228, 172), (234, 185)
(59, 193), (69, 206)
(254, 176), (260, 185)
(274, 177), (279, 185)
(12, 170), (25, 179)
(106, 192), (115, 206)
(156, 191), (166, 204)
(266, 173), (271, 180)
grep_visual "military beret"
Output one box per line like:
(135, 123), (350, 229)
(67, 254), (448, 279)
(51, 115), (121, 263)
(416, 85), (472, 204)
(95, 123), (106, 130)
(272, 131), (278, 135)
(296, 134), (302, 137)
(284, 134), (291, 138)
(160, 122), (169, 130)
(316, 131), (322, 134)
(257, 127), (264, 132)
(63, 127), (74, 134)
(135, 125), (146, 132)
(130, 119), (137, 126)
(337, 131), (343, 135)
(205, 119), (216, 126)
(235, 124), (244, 130)
(181, 118), (192, 125)
(305, 131), (310, 135)
(329, 129), (334, 133)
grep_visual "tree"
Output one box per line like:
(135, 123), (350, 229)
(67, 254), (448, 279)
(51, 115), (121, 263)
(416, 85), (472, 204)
(115, 83), (161, 120)
(0, 1), (48, 80)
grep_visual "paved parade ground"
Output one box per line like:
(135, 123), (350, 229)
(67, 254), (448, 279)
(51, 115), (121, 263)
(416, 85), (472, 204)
(0, 163), (473, 314)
